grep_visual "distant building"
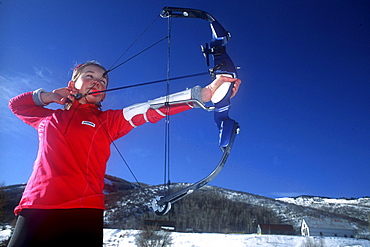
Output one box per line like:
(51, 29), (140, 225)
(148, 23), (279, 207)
(257, 224), (295, 235)
(301, 217), (354, 238)
(143, 220), (176, 231)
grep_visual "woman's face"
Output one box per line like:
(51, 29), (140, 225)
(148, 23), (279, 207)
(72, 65), (108, 104)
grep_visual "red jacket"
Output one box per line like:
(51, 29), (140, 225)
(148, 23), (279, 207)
(9, 91), (193, 215)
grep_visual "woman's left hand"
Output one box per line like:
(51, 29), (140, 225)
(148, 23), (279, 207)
(201, 76), (241, 103)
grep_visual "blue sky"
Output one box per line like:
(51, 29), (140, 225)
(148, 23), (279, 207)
(0, 0), (369, 199)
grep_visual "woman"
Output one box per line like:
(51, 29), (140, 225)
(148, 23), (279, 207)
(8, 61), (241, 246)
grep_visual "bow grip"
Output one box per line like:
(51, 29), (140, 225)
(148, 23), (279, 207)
(212, 74), (236, 148)
(211, 74), (234, 104)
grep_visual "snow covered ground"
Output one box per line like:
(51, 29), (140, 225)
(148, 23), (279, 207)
(1, 227), (369, 246)
(103, 229), (370, 247)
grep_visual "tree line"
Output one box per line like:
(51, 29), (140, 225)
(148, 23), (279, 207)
(105, 187), (282, 233)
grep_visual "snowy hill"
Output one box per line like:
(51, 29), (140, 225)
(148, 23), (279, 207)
(1, 175), (369, 246)
(277, 195), (370, 222)
(101, 176), (370, 238)
(209, 187), (370, 238)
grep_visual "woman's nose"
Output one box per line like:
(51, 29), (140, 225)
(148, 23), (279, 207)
(91, 80), (101, 87)
(90, 79), (106, 89)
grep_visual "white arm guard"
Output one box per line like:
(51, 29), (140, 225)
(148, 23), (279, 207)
(123, 86), (202, 125)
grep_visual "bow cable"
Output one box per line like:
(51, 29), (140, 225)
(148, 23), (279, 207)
(106, 14), (161, 73)
(105, 35), (168, 74)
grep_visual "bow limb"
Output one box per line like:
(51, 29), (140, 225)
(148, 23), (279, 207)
(149, 7), (240, 215)
(150, 122), (239, 215)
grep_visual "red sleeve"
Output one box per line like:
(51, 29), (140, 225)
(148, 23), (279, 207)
(8, 92), (54, 129)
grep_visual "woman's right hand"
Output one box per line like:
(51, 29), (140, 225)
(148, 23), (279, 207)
(40, 87), (77, 105)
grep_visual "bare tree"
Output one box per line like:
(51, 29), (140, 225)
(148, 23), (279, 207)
(135, 226), (173, 247)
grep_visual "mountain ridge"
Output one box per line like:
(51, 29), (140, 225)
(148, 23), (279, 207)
(1, 175), (369, 239)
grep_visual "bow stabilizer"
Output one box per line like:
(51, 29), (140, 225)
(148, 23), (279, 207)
(150, 6), (240, 215)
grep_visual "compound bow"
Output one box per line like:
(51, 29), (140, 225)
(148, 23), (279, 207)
(149, 6), (240, 215)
